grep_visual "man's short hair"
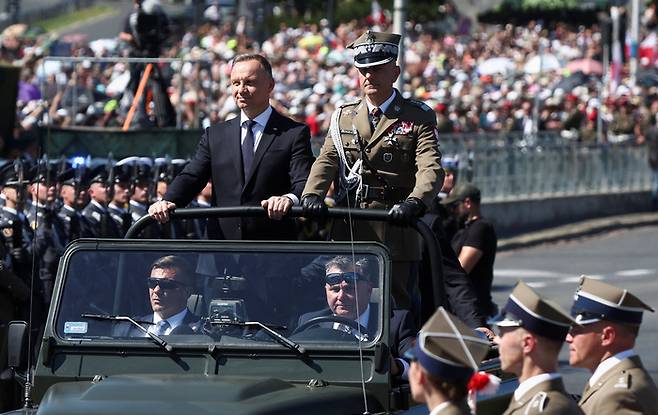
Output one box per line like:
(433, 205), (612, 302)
(150, 255), (195, 286)
(324, 256), (374, 282)
(233, 53), (273, 80)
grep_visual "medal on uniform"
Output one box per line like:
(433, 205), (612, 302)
(383, 153), (393, 163)
(385, 125), (399, 147)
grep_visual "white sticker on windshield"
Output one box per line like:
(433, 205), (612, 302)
(64, 322), (88, 334)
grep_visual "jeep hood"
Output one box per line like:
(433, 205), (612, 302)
(35, 374), (380, 415)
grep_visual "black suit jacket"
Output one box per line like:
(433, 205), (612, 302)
(165, 109), (314, 240)
(112, 310), (202, 337)
(297, 305), (416, 359)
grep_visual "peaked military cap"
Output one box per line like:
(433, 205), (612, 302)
(0, 161), (26, 187)
(441, 183), (481, 205)
(571, 276), (654, 325)
(496, 281), (577, 341)
(405, 307), (490, 382)
(111, 163), (131, 184)
(57, 168), (79, 187)
(84, 165), (109, 186)
(27, 161), (59, 185)
(347, 30), (401, 68)
(116, 156), (152, 183)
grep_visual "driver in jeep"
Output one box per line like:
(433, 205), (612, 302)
(297, 256), (416, 377)
(113, 255), (202, 336)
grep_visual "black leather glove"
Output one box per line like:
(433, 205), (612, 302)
(10, 247), (25, 264)
(301, 194), (327, 217)
(388, 197), (426, 224)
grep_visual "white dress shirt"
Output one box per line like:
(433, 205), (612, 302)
(514, 372), (561, 401)
(239, 105), (298, 205)
(239, 105), (273, 151)
(149, 308), (189, 335)
(365, 90), (396, 115)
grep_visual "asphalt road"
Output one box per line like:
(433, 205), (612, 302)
(58, 0), (131, 40)
(492, 225), (658, 395)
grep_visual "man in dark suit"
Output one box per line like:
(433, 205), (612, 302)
(148, 54), (314, 240)
(297, 255), (416, 378)
(114, 255), (201, 336)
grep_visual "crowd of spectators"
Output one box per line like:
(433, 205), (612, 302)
(3, 6), (658, 158)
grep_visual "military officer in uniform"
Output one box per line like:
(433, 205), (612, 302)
(81, 166), (121, 238)
(494, 281), (582, 415)
(406, 307), (490, 414)
(107, 163), (132, 236)
(567, 276), (658, 415)
(57, 168), (86, 241)
(301, 30), (443, 311)
(127, 157), (153, 224)
(26, 163), (67, 305)
(0, 163), (33, 280)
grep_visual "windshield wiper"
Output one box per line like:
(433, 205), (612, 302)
(211, 320), (305, 355)
(81, 313), (173, 353)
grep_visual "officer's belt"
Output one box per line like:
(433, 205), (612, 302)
(360, 185), (411, 203)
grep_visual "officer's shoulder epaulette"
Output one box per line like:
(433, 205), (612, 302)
(528, 391), (548, 412)
(612, 371), (631, 389)
(339, 99), (361, 108)
(406, 99), (432, 112)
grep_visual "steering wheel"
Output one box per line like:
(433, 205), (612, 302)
(292, 315), (369, 336)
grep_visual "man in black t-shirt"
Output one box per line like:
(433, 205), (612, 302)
(442, 183), (498, 318)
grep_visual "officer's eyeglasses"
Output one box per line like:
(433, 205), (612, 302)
(325, 272), (364, 286)
(147, 277), (188, 290)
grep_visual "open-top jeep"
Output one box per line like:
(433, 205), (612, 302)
(5, 207), (515, 414)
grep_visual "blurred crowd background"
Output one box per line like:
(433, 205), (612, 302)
(2, 0), (658, 159)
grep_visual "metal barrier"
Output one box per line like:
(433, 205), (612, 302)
(440, 132), (653, 201)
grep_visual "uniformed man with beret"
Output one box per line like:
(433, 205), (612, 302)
(567, 276), (658, 415)
(406, 307), (490, 414)
(495, 281), (582, 415)
(301, 30), (443, 311)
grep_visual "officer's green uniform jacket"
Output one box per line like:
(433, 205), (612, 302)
(579, 355), (658, 415)
(504, 376), (582, 415)
(303, 90), (443, 261)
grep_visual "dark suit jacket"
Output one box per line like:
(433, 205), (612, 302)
(165, 108), (314, 240)
(297, 305), (416, 359)
(112, 309), (202, 337)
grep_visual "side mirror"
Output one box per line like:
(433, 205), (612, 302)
(7, 320), (28, 370)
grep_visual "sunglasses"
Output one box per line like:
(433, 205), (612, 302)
(147, 277), (188, 290)
(325, 272), (364, 286)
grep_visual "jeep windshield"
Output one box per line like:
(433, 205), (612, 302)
(54, 240), (386, 351)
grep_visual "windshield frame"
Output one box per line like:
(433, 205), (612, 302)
(49, 239), (391, 354)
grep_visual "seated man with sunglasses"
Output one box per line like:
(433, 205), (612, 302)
(114, 255), (202, 337)
(297, 255), (416, 378)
